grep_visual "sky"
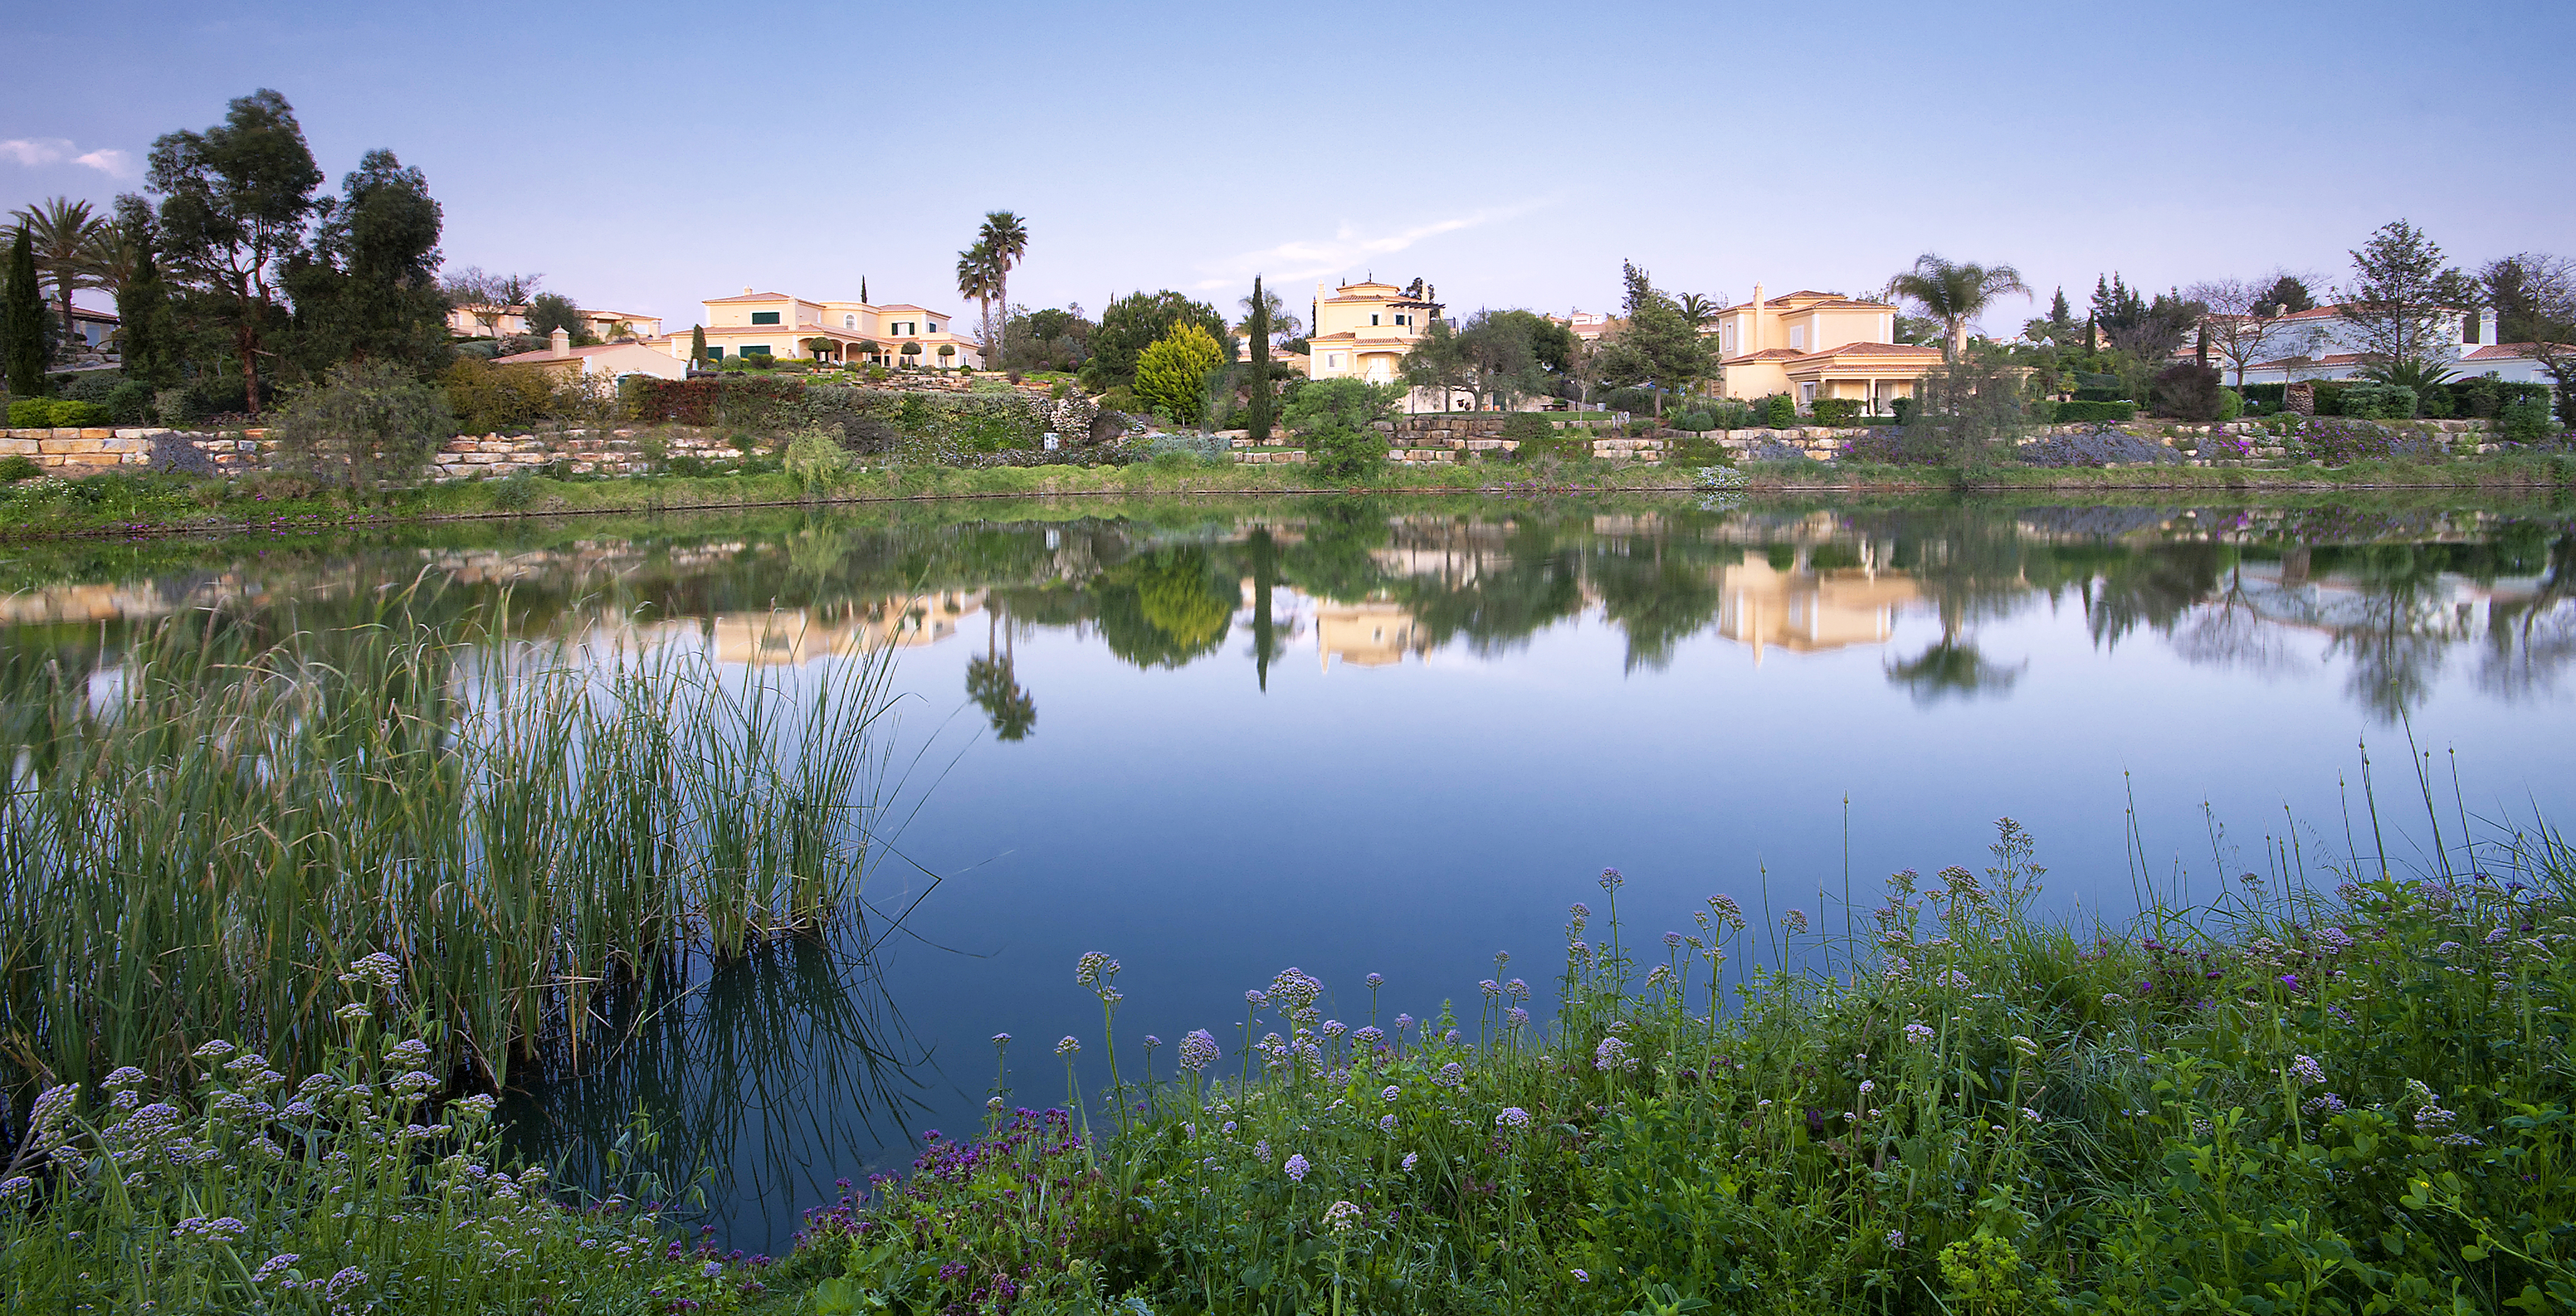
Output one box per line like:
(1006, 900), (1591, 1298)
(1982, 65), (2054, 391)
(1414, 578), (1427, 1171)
(7, 1), (2573, 334)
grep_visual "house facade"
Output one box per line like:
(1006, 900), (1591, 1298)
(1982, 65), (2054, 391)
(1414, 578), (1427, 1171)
(2217, 304), (2499, 386)
(1713, 285), (1939, 414)
(446, 305), (664, 342)
(1305, 278), (1442, 383)
(495, 329), (690, 382)
(659, 289), (982, 368)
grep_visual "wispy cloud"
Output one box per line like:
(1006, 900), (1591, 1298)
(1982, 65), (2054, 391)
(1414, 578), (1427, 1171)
(1, 138), (139, 178)
(1191, 197), (1559, 291)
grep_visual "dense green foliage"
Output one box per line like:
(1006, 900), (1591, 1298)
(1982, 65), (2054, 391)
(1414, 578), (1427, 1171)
(777, 814), (2576, 1314)
(272, 359), (457, 490)
(1083, 292), (1227, 392)
(1132, 324), (1225, 425)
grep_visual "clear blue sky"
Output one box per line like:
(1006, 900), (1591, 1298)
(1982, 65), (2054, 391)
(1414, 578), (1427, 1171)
(7, 1), (2570, 334)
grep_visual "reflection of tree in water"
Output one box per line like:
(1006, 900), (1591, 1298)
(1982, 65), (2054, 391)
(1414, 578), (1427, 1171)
(1885, 639), (2026, 705)
(1867, 505), (2042, 705)
(1397, 522), (1585, 659)
(1095, 546), (1233, 670)
(964, 612), (1035, 740)
(1591, 542), (1722, 672)
(504, 935), (930, 1250)
(2478, 533), (2576, 701)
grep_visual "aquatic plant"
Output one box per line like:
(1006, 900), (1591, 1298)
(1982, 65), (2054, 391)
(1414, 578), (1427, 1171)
(773, 808), (2576, 1314)
(0, 591), (899, 1099)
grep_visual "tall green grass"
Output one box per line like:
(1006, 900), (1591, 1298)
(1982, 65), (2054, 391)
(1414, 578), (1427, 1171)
(0, 590), (899, 1102)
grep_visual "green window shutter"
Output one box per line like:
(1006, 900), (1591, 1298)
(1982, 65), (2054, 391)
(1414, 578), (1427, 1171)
(751, 311), (782, 325)
(741, 345), (772, 357)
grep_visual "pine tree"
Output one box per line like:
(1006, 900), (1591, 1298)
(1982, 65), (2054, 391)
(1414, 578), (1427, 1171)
(5, 227), (50, 397)
(1246, 275), (1272, 443)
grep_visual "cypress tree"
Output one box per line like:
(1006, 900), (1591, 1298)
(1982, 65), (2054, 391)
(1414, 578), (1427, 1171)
(118, 236), (179, 388)
(5, 227), (51, 398)
(690, 324), (707, 365)
(1247, 275), (1272, 443)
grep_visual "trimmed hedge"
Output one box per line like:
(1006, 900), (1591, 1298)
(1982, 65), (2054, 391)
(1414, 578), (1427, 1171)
(2050, 400), (2136, 423)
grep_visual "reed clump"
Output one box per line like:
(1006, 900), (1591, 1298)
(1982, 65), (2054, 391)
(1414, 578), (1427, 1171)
(0, 594), (895, 1104)
(778, 817), (2576, 1314)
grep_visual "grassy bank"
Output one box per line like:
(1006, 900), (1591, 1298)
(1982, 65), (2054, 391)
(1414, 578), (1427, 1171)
(6, 449), (2576, 542)
(768, 814), (2576, 1315)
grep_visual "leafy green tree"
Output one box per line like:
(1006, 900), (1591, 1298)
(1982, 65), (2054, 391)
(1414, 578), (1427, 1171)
(1887, 253), (2030, 358)
(2340, 220), (2475, 378)
(1287, 378), (1399, 480)
(1083, 290), (1225, 391)
(1399, 315), (1471, 410)
(6, 197), (110, 341)
(1598, 261), (1709, 417)
(148, 88), (325, 414)
(2258, 272), (2316, 314)
(1246, 276), (1273, 442)
(521, 293), (589, 345)
(690, 324), (708, 365)
(6, 227), (54, 395)
(111, 201), (179, 388)
(285, 149), (451, 376)
(1132, 323), (1225, 424)
(1456, 309), (1561, 411)
(271, 358), (456, 490)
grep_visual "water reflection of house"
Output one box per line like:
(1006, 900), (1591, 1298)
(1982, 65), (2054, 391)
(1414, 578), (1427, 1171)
(1316, 600), (1425, 670)
(618, 591), (987, 666)
(1717, 551), (1917, 660)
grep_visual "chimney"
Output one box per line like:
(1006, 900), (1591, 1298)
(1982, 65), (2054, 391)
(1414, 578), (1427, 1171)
(549, 327), (571, 358)
(1752, 283), (1766, 352)
(743, 286), (754, 295)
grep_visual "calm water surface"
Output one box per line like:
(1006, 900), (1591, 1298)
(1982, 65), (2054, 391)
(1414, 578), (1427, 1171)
(7, 493), (2573, 1248)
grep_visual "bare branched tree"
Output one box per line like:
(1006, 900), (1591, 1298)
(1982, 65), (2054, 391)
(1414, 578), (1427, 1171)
(2188, 274), (2324, 387)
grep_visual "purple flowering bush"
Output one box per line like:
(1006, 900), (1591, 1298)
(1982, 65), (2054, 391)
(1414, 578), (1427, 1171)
(769, 803), (2576, 1314)
(0, 963), (764, 1313)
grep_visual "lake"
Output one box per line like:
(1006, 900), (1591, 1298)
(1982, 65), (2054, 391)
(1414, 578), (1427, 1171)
(5, 491), (2571, 1250)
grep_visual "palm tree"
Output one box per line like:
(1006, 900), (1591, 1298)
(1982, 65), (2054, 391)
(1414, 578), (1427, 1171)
(1240, 283), (1300, 342)
(1676, 292), (1723, 334)
(976, 211), (1028, 339)
(7, 197), (111, 339)
(955, 240), (1000, 366)
(1886, 254), (2031, 358)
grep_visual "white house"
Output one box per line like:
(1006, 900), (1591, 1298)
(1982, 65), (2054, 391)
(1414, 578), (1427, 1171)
(2218, 303), (2490, 386)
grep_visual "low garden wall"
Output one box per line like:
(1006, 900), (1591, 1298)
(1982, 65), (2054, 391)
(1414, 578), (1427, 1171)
(0, 426), (768, 480)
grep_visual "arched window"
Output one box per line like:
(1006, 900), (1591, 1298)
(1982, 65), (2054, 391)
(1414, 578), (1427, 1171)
(844, 314), (856, 329)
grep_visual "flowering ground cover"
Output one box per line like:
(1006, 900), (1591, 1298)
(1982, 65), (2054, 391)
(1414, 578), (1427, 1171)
(0, 956), (769, 1312)
(774, 819), (2576, 1314)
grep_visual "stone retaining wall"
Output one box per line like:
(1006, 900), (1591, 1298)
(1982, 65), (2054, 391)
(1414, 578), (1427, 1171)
(1, 425), (771, 481)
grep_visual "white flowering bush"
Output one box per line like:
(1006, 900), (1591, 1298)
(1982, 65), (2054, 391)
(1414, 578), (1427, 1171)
(0, 969), (766, 1313)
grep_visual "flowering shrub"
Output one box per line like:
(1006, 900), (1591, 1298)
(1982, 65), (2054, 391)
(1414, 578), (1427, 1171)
(0, 968), (758, 1312)
(2012, 428), (2183, 468)
(776, 814), (2576, 1314)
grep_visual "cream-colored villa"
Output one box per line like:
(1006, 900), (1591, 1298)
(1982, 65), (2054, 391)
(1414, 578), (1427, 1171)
(446, 305), (664, 342)
(1305, 278), (1442, 383)
(1714, 285), (1941, 415)
(654, 289), (982, 368)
